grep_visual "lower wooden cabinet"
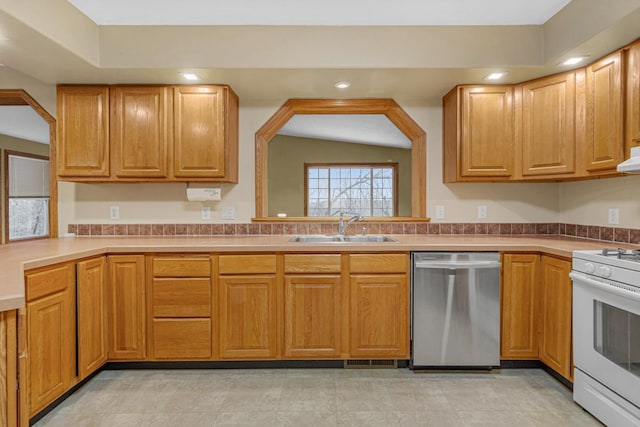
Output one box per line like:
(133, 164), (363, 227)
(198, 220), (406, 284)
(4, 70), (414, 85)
(152, 318), (212, 359)
(539, 255), (573, 380)
(24, 263), (76, 416)
(77, 257), (108, 379)
(284, 275), (342, 359)
(218, 275), (278, 359)
(501, 254), (540, 359)
(349, 274), (409, 358)
(107, 255), (146, 360)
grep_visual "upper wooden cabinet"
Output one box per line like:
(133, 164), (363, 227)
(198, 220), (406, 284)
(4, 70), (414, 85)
(443, 85), (514, 182)
(516, 72), (577, 178)
(626, 40), (640, 155)
(57, 86), (110, 178)
(56, 84), (239, 183)
(584, 51), (624, 174)
(110, 86), (171, 178)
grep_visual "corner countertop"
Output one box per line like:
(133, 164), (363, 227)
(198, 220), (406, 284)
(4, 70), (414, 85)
(1, 234), (635, 312)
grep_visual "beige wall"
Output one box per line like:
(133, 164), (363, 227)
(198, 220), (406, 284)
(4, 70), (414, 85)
(0, 134), (50, 244)
(267, 135), (412, 217)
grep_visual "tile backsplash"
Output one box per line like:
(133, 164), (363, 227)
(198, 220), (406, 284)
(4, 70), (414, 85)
(67, 222), (640, 245)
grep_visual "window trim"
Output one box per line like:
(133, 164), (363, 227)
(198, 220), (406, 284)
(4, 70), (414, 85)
(303, 162), (399, 217)
(4, 150), (51, 242)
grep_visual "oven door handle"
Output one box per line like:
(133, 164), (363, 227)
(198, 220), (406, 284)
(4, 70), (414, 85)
(570, 271), (640, 302)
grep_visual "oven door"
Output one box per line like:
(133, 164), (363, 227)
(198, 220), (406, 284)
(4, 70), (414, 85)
(572, 271), (640, 408)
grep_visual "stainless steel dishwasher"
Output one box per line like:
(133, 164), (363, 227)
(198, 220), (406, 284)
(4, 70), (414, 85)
(411, 252), (501, 369)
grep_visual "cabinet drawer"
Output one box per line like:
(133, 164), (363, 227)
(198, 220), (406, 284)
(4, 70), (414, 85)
(153, 256), (211, 277)
(349, 254), (408, 274)
(219, 255), (276, 275)
(25, 264), (74, 302)
(152, 319), (211, 359)
(152, 278), (211, 317)
(284, 254), (341, 274)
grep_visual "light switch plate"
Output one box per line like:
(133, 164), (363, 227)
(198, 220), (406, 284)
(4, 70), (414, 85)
(201, 206), (211, 220)
(608, 208), (619, 225)
(109, 206), (120, 220)
(221, 206), (235, 220)
(478, 205), (487, 219)
(435, 205), (445, 220)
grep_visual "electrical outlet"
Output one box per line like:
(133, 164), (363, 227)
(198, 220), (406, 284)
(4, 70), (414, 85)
(109, 206), (120, 220)
(478, 205), (487, 219)
(221, 206), (235, 220)
(201, 206), (211, 220)
(435, 205), (445, 220)
(608, 208), (619, 225)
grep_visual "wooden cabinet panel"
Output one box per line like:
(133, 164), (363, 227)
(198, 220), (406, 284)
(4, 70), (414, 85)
(25, 264), (75, 416)
(539, 256), (572, 380)
(152, 278), (211, 317)
(284, 254), (341, 274)
(107, 255), (146, 360)
(173, 86), (226, 179)
(219, 254), (277, 275)
(153, 256), (211, 277)
(57, 86), (110, 178)
(349, 253), (407, 274)
(111, 86), (170, 178)
(501, 254), (540, 359)
(519, 72), (576, 177)
(218, 276), (277, 359)
(349, 274), (409, 358)
(284, 275), (341, 358)
(77, 257), (108, 380)
(152, 319), (212, 359)
(443, 85), (514, 182)
(585, 51), (624, 172)
(626, 40), (640, 155)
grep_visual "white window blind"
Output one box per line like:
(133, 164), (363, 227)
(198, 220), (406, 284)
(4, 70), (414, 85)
(9, 154), (50, 197)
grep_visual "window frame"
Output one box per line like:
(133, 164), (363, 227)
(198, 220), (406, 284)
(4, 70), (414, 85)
(303, 162), (399, 217)
(4, 150), (51, 242)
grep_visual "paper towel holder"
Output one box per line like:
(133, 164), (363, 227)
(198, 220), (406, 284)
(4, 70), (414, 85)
(186, 183), (222, 201)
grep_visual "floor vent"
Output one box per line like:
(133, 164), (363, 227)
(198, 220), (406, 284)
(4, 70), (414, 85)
(344, 359), (398, 369)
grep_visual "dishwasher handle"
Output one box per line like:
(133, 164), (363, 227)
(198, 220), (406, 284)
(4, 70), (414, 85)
(414, 260), (501, 270)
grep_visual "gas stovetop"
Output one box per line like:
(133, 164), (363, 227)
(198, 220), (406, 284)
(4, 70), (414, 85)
(597, 248), (640, 262)
(573, 248), (640, 286)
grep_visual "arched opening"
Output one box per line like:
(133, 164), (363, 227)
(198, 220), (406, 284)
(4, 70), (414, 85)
(254, 99), (426, 220)
(0, 89), (58, 240)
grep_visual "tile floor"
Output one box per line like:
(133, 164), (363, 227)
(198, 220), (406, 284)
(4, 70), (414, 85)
(34, 368), (602, 426)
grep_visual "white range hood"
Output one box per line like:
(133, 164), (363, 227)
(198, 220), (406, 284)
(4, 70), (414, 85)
(617, 146), (640, 173)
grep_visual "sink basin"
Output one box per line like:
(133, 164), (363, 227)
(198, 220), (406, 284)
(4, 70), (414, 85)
(288, 235), (397, 243)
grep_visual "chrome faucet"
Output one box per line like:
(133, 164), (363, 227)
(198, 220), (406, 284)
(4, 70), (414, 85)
(337, 211), (365, 235)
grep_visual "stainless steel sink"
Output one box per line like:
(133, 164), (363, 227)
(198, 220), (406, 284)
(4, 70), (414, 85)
(288, 235), (397, 243)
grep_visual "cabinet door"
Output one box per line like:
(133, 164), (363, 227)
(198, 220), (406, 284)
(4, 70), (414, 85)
(284, 275), (341, 359)
(173, 86), (226, 179)
(218, 275), (277, 359)
(501, 254), (540, 359)
(519, 72), (576, 177)
(539, 256), (572, 380)
(458, 86), (514, 179)
(57, 86), (110, 178)
(626, 41), (640, 154)
(585, 51), (624, 172)
(350, 274), (409, 358)
(107, 255), (146, 360)
(25, 264), (75, 416)
(111, 86), (170, 178)
(152, 319), (212, 359)
(77, 257), (108, 380)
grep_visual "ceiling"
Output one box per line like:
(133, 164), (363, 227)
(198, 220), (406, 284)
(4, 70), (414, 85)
(277, 115), (412, 148)
(0, 106), (50, 144)
(67, 0), (571, 26)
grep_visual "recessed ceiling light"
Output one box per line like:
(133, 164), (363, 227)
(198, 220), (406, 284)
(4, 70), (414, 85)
(561, 56), (587, 66)
(181, 73), (199, 81)
(334, 81), (351, 89)
(484, 72), (506, 81)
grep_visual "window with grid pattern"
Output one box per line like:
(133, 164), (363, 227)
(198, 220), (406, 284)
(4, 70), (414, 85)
(305, 163), (397, 217)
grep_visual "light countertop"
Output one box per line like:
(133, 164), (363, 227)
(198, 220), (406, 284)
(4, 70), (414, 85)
(1, 234), (635, 312)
